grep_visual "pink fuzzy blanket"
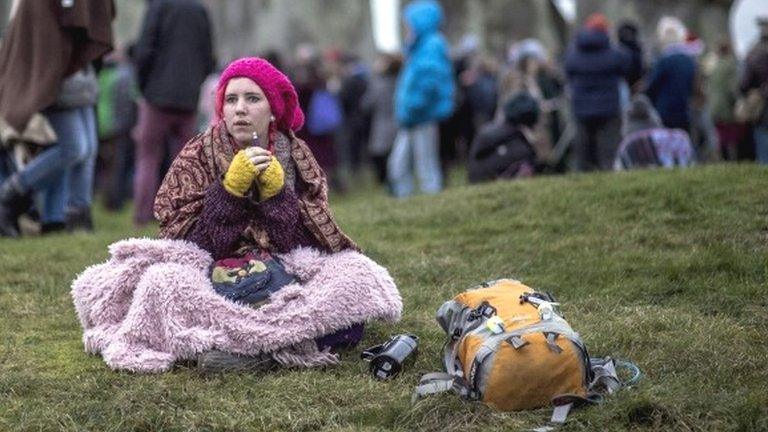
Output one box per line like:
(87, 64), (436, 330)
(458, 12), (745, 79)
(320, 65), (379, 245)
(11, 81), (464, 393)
(71, 238), (402, 373)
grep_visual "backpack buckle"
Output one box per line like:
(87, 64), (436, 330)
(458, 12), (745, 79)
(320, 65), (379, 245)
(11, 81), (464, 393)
(468, 301), (496, 322)
(507, 335), (529, 349)
(467, 302), (496, 322)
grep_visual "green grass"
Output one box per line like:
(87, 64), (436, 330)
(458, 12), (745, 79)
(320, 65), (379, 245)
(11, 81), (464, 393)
(1, 164), (767, 431)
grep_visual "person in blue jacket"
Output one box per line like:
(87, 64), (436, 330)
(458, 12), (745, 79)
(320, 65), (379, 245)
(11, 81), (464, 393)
(644, 16), (697, 133)
(388, 0), (455, 198)
(565, 13), (631, 172)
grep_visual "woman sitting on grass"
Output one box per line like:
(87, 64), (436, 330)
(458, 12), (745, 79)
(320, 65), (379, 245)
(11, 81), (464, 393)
(72, 58), (400, 372)
(149, 57), (393, 368)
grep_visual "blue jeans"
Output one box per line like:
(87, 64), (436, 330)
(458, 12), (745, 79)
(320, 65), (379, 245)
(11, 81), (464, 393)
(755, 125), (768, 165)
(18, 106), (97, 223)
(387, 122), (442, 198)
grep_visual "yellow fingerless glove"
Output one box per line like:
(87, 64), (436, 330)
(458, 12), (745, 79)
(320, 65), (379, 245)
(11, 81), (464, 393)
(223, 150), (258, 197)
(257, 156), (285, 201)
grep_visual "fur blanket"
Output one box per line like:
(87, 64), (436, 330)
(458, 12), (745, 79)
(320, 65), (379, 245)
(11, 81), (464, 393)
(71, 238), (402, 373)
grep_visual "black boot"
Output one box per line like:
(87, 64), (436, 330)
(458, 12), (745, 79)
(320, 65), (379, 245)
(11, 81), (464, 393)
(65, 207), (94, 232)
(41, 222), (67, 235)
(0, 175), (27, 238)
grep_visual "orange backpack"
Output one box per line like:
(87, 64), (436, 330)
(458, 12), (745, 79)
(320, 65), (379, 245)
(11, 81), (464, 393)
(414, 279), (636, 423)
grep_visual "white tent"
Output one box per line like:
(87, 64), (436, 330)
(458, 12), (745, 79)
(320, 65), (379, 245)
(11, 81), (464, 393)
(370, 0), (401, 54)
(731, 0), (767, 59)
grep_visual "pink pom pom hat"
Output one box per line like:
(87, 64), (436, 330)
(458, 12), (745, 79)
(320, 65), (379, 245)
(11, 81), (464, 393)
(215, 57), (304, 132)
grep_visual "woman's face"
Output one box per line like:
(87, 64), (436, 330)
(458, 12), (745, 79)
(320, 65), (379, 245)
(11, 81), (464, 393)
(223, 77), (272, 147)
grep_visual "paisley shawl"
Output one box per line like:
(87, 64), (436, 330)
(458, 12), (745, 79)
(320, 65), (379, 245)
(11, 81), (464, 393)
(154, 121), (358, 254)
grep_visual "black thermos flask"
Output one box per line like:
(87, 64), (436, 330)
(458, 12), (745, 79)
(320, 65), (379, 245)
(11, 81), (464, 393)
(361, 334), (419, 380)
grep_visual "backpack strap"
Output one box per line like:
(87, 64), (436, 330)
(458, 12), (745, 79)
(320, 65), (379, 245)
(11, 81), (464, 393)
(414, 329), (497, 404)
(466, 344), (495, 399)
(442, 339), (463, 376)
(411, 372), (472, 403)
(360, 343), (386, 361)
(549, 394), (595, 424)
(545, 357), (642, 425)
(440, 301), (494, 376)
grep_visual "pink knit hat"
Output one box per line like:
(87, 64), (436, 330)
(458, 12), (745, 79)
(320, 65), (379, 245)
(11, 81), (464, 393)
(215, 57), (304, 132)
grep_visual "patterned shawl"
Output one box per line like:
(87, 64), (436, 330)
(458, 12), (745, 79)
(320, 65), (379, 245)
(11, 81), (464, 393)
(154, 121), (358, 254)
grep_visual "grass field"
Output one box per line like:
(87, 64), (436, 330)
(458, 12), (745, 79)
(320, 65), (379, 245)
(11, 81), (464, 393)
(1, 164), (766, 431)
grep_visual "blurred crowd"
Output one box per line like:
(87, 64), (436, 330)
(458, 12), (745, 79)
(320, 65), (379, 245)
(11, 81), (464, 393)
(1, 0), (767, 238)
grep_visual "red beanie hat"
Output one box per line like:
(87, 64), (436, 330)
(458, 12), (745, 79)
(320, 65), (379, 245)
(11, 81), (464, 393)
(215, 57), (305, 132)
(585, 13), (609, 33)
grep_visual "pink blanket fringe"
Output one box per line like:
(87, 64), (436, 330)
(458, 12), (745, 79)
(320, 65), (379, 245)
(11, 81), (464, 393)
(71, 238), (402, 373)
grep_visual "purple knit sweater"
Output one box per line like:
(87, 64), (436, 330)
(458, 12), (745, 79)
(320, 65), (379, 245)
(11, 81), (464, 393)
(184, 182), (363, 351)
(185, 182), (325, 260)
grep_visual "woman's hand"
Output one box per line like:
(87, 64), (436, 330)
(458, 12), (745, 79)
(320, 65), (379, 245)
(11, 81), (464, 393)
(244, 146), (273, 173)
(257, 156), (285, 201)
(223, 150), (261, 197)
(246, 147), (285, 201)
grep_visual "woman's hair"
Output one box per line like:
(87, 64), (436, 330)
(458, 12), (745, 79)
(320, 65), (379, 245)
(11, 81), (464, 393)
(381, 53), (403, 77)
(656, 16), (686, 48)
(503, 91), (539, 127)
(617, 21), (640, 46)
(622, 94), (662, 137)
(516, 54), (539, 74)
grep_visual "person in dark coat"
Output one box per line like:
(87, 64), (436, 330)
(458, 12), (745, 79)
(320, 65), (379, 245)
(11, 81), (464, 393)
(361, 53), (402, 186)
(131, 0), (215, 226)
(564, 13), (631, 171)
(467, 92), (538, 183)
(293, 49), (345, 192)
(337, 54), (371, 175)
(740, 16), (768, 164)
(617, 21), (645, 91)
(465, 56), (500, 130)
(644, 16), (697, 133)
(439, 35), (479, 176)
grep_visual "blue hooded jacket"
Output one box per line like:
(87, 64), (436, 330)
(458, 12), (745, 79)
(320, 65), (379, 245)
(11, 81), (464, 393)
(565, 29), (630, 121)
(394, 0), (455, 128)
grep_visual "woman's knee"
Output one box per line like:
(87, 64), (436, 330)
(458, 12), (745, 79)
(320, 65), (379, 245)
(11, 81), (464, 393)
(52, 108), (94, 163)
(280, 249), (385, 285)
(137, 262), (209, 305)
(323, 251), (388, 283)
